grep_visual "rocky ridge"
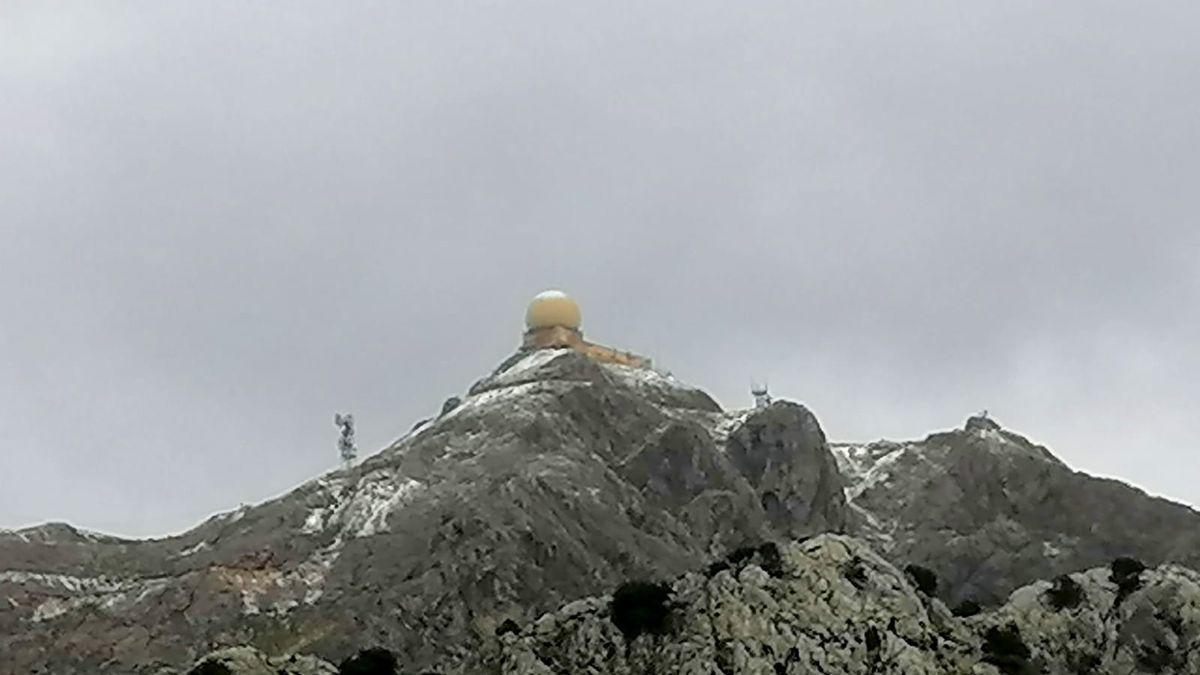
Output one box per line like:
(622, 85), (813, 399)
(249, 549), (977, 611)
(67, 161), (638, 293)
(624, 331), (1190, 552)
(830, 415), (1200, 607)
(186, 534), (1200, 674)
(495, 534), (1200, 675)
(1, 350), (847, 674)
(3, 350), (1199, 674)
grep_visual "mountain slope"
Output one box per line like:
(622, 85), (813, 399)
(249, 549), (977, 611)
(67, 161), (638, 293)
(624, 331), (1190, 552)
(0, 350), (846, 674)
(5, 353), (1200, 674)
(496, 534), (1200, 674)
(831, 415), (1200, 607)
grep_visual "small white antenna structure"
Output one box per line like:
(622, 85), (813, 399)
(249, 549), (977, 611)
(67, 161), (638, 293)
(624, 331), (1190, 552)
(751, 381), (772, 409)
(334, 413), (357, 470)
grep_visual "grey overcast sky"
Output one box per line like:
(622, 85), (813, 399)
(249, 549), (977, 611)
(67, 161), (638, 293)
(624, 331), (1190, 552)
(2, 2), (1198, 538)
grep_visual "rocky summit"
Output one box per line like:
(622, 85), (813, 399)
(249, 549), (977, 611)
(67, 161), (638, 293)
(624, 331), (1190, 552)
(831, 415), (1200, 607)
(2, 350), (1199, 674)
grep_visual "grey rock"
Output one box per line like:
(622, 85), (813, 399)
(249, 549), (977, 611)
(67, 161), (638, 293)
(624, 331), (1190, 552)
(726, 402), (848, 539)
(831, 418), (1200, 606)
(496, 534), (976, 674)
(439, 396), (462, 417)
(975, 561), (1200, 674)
(6, 351), (1200, 675)
(495, 535), (1200, 675)
(183, 646), (336, 675)
(0, 350), (846, 674)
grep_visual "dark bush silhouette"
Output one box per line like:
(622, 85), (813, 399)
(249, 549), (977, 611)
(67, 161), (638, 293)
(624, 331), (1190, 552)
(952, 599), (982, 617)
(610, 581), (673, 640)
(865, 625), (882, 653)
(727, 545), (758, 565)
(842, 557), (868, 589)
(982, 624), (1033, 675)
(1068, 652), (1102, 674)
(439, 396), (462, 417)
(706, 559), (730, 576)
(1138, 639), (1183, 672)
(1045, 575), (1084, 610)
(904, 564), (938, 596)
(495, 619), (521, 637)
(756, 542), (783, 577)
(709, 542), (783, 577)
(187, 661), (232, 675)
(339, 647), (399, 675)
(707, 545), (754, 577)
(1111, 557), (1146, 602)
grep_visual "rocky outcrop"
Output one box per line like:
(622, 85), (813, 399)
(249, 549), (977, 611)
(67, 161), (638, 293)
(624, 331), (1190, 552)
(974, 561), (1200, 674)
(494, 535), (1200, 675)
(725, 403), (847, 539)
(0, 350), (848, 674)
(497, 534), (976, 674)
(7, 349), (1200, 675)
(831, 417), (1200, 607)
(182, 646), (335, 675)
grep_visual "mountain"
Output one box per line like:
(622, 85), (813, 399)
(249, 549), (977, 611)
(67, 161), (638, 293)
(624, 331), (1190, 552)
(2, 349), (1198, 674)
(831, 415), (1200, 607)
(0, 349), (846, 674)
(188, 536), (1200, 675)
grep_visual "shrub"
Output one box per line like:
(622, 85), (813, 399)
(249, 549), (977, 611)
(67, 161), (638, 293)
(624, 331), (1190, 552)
(756, 542), (784, 577)
(1137, 639), (1183, 672)
(439, 396), (462, 417)
(705, 559), (730, 576)
(187, 661), (232, 675)
(610, 581), (673, 640)
(981, 624), (1032, 675)
(1045, 574), (1085, 610)
(842, 557), (868, 589)
(727, 546), (758, 566)
(1111, 557), (1146, 601)
(952, 599), (982, 618)
(904, 564), (938, 597)
(339, 648), (399, 675)
(1068, 653), (1102, 674)
(709, 542), (783, 577)
(864, 625), (882, 652)
(495, 619), (521, 637)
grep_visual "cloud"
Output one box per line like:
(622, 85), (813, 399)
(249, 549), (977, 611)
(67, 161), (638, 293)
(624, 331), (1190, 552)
(2, 1), (1197, 535)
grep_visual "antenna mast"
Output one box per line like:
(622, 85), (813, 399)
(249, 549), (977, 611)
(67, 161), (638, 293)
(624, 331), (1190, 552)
(334, 413), (357, 470)
(751, 381), (772, 409)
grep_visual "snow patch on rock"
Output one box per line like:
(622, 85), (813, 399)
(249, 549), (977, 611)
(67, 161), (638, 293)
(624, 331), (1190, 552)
(600, 363), (693, 393)
(176, 541), (211, 558)
(0, 571), (128, 594)
(301, 471), (424, 540)
(444, 382), (548, 421)
(831, 441), (908, 501)
(496, 348), (571, 382)
(18, 574), (172, 623)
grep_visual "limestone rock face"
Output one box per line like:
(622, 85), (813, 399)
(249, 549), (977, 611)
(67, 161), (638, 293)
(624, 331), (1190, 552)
(831, 419), (1200, 606)
(494, 536), (1200, 675)
(496, 535), (977, 675)
(976, 563), (1200, 674)
(7, 349), (1200, 675)
(182, 646), (335, 675)
(185, 540), (1200, 675)
(726, 402), (848, 539)
(0, 350), (847, 675)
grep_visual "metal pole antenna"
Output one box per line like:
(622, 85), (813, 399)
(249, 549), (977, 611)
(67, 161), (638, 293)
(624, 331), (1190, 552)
(334, 413), (357, 470)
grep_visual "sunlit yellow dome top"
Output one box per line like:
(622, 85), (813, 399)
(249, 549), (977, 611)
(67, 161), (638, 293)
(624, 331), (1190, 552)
(525, 290), (582, 331)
